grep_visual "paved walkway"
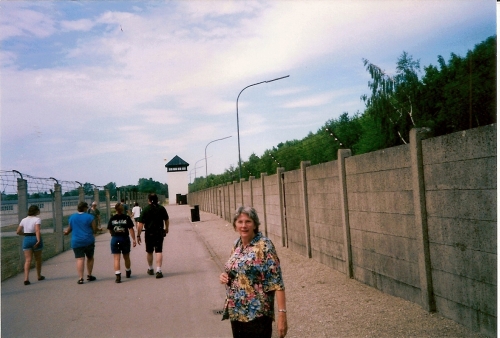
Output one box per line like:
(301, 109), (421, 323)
(2, 205), (487, 338)
(1, 205), (232, 338)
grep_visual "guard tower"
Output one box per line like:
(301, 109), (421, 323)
(165, 155), (189, 205)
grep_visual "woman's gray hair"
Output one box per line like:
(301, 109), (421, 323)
(232, 206), (261, 233)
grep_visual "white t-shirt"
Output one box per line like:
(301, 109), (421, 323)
(20, 216), (41, 233)
(131, 206), (142, 218)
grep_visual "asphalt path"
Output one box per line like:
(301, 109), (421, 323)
(1, 205), (232, 338)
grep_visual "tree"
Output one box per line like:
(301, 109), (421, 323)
(361, 52), (421, 147)
(418, 35), (496, 136)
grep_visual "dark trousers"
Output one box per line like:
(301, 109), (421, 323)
(230, 316), (272, 338)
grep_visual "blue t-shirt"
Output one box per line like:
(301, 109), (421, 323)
(68, 212), (95, 248)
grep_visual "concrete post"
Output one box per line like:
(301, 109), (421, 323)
(239, 178), (245, 206)
(301, 161), (312, 258)
(249, 176), (255, 207)
(338, 149), (353, 278)
(93, 188), (99, 206)
(78, 186), (84, 203)
(17, 178), (28, 271)
(105, 188), (111, 225)
(53, 183), (64, 253)
(277, 167), (286, 247)
(261, 173), (268, 236)
(233, 181), (238, 210)
(117, 189), (121, 204)
(410, 128), (436, 312)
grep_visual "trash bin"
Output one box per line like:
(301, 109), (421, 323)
(191, 205), (200, 222)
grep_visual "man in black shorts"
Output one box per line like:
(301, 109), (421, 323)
(136, 193), (169, 278)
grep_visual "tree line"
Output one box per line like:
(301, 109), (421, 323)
(189, 35), (496, 193)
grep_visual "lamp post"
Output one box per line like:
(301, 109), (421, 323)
(194, 158), (206, 180)
(205, 136), (232, 177)
(189, 166), (204, 184)
(236, 75), (290, 179)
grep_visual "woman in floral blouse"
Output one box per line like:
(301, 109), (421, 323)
(219, 206), (288, 338)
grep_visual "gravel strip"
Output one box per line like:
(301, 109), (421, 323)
(190, 208), (488, 338)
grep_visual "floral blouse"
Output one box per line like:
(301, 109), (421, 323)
(222, 232), (285, 322)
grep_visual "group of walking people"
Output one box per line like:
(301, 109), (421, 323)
(18, 197), (288, 337)
(17, 193), (169, 285)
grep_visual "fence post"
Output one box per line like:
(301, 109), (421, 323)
(17, 177), (28, 271)
(410, 128), (436, 312)
(261, 173), (268, 237)
(233, 181), (237, 210)
(249, 176), (255, 207)
(78, 186), (84, 203)
(53, 183), (64, 254)
(338, 148), (353, 278)
(239, 178), (245, 206)
(105, 188), (111, 225)
(301, 161), (312, 258)
(93, 188), (99, 205)
(277, 167), (286, 247)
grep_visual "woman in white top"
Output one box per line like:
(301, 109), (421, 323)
(131, 202), (142, 230)
(16, 205), (45, 285)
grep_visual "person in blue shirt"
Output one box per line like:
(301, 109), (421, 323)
(64, 201), (97, 284)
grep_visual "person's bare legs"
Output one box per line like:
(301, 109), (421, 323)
(124, 253), (131, 270)
(156, 252), (163, 270)
(34, 250), (43, 279)
(23, 250), (32, 282)
(114, 254), (121, 271)
(76, 257), (85, 280)
(147, 252), (153, 267)
(87, 256), (94, 276)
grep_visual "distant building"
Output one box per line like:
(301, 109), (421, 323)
(165, 155), (189, 205)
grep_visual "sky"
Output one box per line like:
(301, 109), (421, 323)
(0, 0), (496, 190)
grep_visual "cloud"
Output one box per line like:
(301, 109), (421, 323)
(0, 3), (56, 41)
(60, 18), (95, 32)
(283, 91), (338, 109)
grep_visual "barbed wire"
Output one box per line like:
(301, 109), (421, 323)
(60, 180), (81, 196)
(0, 170), (104, 197)
(0, 171), (18, 195)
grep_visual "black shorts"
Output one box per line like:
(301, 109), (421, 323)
(230, 316), (272, 338)
(145, 232), (164, 253)
(73, 244), (95, 259)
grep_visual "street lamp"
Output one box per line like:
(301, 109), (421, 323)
(194, 157), (206, 180)
(189, 166), (204, 183)
(205, 136), (232, 177)
(236, 75), (290, 179)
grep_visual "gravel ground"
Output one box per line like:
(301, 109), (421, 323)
(189, 207), (488, 338)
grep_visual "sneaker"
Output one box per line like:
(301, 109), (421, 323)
(147, 269), (154, 276)
(115, 273), (121, 283)
(126, 270), (131, 278)
(156, 271), (163, 279)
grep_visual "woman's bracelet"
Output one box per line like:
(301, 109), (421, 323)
(278, 309), (287, 313)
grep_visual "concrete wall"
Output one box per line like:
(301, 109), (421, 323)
(263, 171), (283, 246)
(283, 168), (307, 256)
(422, 124), (497, 335)
(346, 144), (422, 305)
(188, 124), (496, 337)
(306, 161), (345, 273)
